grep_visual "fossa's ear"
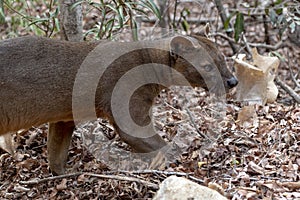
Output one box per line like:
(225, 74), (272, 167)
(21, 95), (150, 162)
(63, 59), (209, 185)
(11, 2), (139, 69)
(169, 35), (200, 58)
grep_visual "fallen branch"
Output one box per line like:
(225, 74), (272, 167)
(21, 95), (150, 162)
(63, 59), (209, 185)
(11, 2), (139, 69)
(19, 172), (158, 189)
(248, 41), (283, 51)
(211, 32), (236, 43)
(19, 172), (82, 185)
(138, 16), (216, 24)
(186, 108), (210, 140)
(275, 77), (300, 103)
(19, 169), (204, 188)
(211, 32), (283, 51)
(114, 169), (204, 184)
(85, 173), (158, 189)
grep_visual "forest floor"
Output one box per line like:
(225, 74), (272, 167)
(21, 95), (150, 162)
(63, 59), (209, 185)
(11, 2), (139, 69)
(0, 0), (299, 199)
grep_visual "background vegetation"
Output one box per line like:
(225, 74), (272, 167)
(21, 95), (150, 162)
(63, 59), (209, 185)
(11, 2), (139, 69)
(0, 0), (299, 199)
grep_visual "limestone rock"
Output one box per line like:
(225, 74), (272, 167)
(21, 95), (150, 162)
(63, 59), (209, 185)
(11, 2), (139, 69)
(153, 176), (227, 200)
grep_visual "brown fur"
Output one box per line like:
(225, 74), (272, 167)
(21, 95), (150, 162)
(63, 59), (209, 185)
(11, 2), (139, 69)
(0, 35), (237, 174)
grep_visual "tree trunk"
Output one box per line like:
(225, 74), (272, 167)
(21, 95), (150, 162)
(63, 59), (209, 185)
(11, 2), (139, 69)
(58, 0), (83, 41)
(47, 0), (83, 175)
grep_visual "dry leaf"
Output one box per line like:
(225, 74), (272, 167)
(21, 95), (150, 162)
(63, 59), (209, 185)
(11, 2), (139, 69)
(237, 105), (258, 128)
(247, 161), (276, 175)
(0, 134), (15, 155)
(280, 181), (300, 190)
(56, 178), (68, 191)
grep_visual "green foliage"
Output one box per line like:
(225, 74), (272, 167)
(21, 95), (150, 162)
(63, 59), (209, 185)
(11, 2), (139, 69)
(180, 8), (190, 32)
(1, 0), (160, 39)
(1, 0), (59, 37)
(256, 0), (300, 37)
(224, 11), (237, 32)
(170, 0), (191, 33)
(0, 0), (5, 24)
(269, 51), (286, 62)
(75, 0), (161, 40)
(233, 12), (244, 42)
(266, 4), (300, 37)
(223, 1), (299, 41)
(224, 11), (245, 42)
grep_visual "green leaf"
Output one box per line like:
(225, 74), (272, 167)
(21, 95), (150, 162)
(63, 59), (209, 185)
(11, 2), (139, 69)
(277, 14), (285, 25)
(269, 51), (286, 62)
(265, 8), (269, 16)
(138, 0), (161, 20)
(131, 19), (138, 41)
(90, 1), (103, 9)
(106, 4), (118, 14)
(123, 2), (133, 12)
(294, 16), (300, 21)
(54, 17), (60, 31)
(105, 18), (114, 31)
(279, 23), (288, 38)
(269, 9), (277, 25)
(146, 0), (161, 19)
(27, 18), (49, 27)
(70, 0), (85, 11)
(0, 0), (5, 24)
(84, 27), (99, 37)
(132, 7), (149, 16)
(234, 12), (244, 42)
(181, 19), (189, 32)
(275, 8), (283, 15)
(117, 5), (124, 28)
(274, 0), (282, 5)
(289, 21), (296, 33)
(224, 11), (237, 31)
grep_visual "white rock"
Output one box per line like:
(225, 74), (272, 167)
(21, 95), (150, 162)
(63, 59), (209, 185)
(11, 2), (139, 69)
(153, 176), (227, 200)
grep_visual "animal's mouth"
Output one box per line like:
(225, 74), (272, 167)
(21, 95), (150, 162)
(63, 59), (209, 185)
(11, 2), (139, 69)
(201, 77), (238, 94)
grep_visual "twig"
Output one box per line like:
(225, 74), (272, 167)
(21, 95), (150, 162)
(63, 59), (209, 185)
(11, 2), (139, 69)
(157, 0), (168, 30)
(222, 174), (292, 182)
(19, 172), (83, 185)
(211, 32), (236, 43)
(172, 0), (178, 28)
(19, 172), (158, 189)
(185, 108), (210, 140)
(286, 53), (300, 88)
(19, 169), (205, 188)
(241, 33), (252, 58)
(263, 14), (270, 45)
(114, 169), (204, 184)
(117, 169), (192, 176)
(140, 16), (216, 25)
(228, 9), (265, 17)
(248, 41), (283, 51)
(85, 173), (158, 189)
(211, 32), (283, 51)
(213, 0), (238, 53)
(275, 77), (300, 103)
(20, 169), (205, 188)
(291, 72), (300, 89)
